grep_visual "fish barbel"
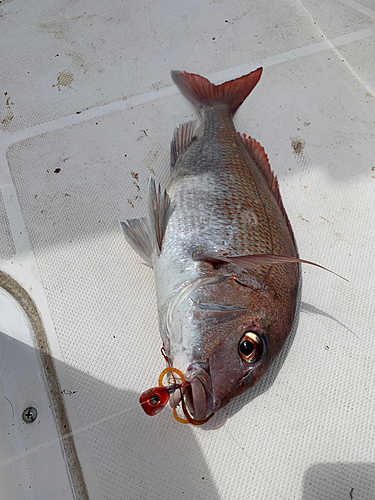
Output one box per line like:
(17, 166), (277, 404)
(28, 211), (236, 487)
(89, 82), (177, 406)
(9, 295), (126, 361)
(121, 68), (301, 421)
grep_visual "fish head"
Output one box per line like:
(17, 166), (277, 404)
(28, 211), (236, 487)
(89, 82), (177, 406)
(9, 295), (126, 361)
(167, 269), (297, 421)
(182, 315), (269, 421)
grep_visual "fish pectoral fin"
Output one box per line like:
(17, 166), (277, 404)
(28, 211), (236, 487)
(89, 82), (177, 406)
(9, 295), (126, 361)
(193, 251), (347, 281)
(120, 218), (154, 268)
(238, 132), (296, 247)
(170, 121), (197, 169)
(148, 177), (172, 253)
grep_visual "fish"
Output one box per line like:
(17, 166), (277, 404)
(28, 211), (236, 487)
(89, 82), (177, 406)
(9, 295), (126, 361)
(121, 67), (305, 422)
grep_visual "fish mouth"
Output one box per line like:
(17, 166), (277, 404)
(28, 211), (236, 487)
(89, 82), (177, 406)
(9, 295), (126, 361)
(169, 363), (214, 421)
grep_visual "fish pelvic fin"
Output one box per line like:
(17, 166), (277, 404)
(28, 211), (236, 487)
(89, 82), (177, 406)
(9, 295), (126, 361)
(238, 133), (296, 248)
(148, 177), (172, 254)
(170, 120), (197, 169)
(120, 218), (154, 268)
(171, 68), (263, 115)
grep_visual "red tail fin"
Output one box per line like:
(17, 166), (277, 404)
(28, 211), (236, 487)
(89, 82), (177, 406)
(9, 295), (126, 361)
(171, 68), (263, 115)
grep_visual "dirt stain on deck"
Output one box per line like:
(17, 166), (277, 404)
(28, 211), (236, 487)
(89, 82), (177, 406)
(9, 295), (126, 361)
(291, 137), (309, 169)
(0, 92), (14, 129)
(145, 151), (158, 175)
(131, 172), (140, 191)
(52, 71), (74, 91)
(291, 137), (306, 156)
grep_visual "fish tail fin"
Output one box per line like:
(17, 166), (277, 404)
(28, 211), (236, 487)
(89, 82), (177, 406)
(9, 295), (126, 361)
(171, 68), (263, 114)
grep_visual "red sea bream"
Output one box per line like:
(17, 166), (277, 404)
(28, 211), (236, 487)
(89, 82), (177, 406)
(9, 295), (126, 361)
(121, 68), (302, 422)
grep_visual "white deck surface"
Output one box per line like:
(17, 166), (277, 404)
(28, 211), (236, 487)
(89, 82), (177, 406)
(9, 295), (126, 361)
(0, 0), (374, 499)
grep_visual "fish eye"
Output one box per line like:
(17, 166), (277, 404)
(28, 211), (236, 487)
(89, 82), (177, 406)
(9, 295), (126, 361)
(238, 332), (263, 362)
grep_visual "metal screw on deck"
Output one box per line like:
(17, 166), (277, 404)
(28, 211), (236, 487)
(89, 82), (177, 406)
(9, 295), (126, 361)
(22, 407), (37, 423)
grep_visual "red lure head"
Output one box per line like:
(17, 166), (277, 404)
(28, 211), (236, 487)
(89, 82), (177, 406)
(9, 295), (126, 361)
(139, 366), (186, 417)
(139, 386), (170, 416)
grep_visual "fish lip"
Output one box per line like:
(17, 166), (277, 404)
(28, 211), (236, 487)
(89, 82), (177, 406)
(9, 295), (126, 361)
(184, 362), (211, 385)
(183, 363), (214, 420)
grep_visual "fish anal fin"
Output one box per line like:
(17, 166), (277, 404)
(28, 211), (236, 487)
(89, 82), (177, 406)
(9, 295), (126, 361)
(120, 218), (154, 268)
(171, 68), (263, 115)
(170, 121), (197, 169)
(238, 132), (296, 246)
(148, 177), (172, 253)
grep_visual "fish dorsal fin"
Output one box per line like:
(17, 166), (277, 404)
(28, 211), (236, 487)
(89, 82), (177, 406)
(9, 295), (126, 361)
(120, 218), (154, 268)
(170, 121), (197, 169)
(238, 132), (296, 246)
(148, 177), (171, 253)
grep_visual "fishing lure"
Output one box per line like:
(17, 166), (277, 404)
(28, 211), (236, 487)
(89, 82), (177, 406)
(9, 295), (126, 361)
(139, 349), (214, 425)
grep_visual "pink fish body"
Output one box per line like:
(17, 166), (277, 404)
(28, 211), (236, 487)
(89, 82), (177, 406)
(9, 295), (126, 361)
(122, 68), (300, 421)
